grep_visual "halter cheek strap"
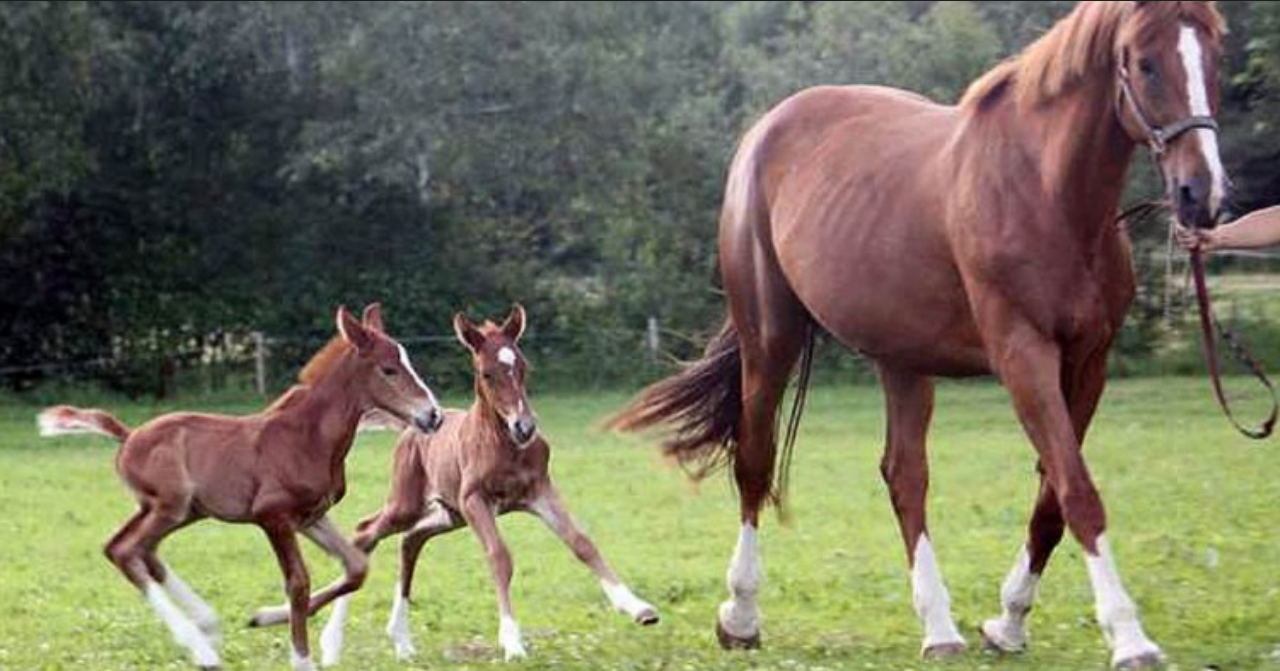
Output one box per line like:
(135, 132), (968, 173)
(1117, 66), (1219, 157)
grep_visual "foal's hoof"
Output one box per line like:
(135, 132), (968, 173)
(922, 641), (967, 660)
(634, 608), (659, 626)
(715, 619), (761, 650)
(1114, 651), (1165, 671)
(978, 621), (1026, 654)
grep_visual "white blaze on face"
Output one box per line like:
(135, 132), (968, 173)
(396, 343), (438, 406)
(1178, 24), (1226, 215)
(497, 346), (517, 368)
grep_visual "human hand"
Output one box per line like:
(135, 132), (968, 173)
(1175, 225), (1218, 252)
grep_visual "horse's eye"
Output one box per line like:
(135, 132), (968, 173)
(1138, 58), (1157, 78)
(381, 367), (399, 377)
(482, 371), (494, 382)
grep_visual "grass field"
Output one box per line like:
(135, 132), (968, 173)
(2, 378), (1278, 671)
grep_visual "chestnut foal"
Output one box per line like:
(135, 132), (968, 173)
(312, 305), (658, 664)
(38, 304), (444, 671)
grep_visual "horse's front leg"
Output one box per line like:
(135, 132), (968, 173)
(261, 520), (315, 671)
(461, 492), (525, 661)
(527, 484), (658, 624)
(993, 324), (1162, 670)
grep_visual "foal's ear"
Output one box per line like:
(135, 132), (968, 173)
(453, 312), (486, 353)
(337, 306), (374, 353)
(362, 302), (385, 332)
(501, 303), (526, 343)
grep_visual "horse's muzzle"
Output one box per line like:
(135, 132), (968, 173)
(413, 407), (444, 434)
(511, 416), (537, 447)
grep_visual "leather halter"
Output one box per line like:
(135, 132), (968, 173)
(1117, 65), (1219, 157)
(1115, 65), (1277, 440)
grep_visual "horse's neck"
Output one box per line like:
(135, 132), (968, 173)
(463, 398), (515, 456)
(1028, 78), (1137, 239)
(283, 356), (365, 461)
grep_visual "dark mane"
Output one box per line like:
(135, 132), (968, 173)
(961, 1), (1225, 111)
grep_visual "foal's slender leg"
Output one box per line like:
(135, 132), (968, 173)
(994, 330), (1162, 669)
(527, 485), (659, 624)
(877, 365), (966, 657)
(460, 493), (525, 661)
(982, 351), (1107, 653)
(385, 506), (462, 661)
(144, 554), (223, 646)
(107, 504), (220, 669)
(262, 521), (315, 671)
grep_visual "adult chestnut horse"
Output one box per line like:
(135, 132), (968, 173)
(38, 305), (445, 671)
(612, 2), (1226, 668)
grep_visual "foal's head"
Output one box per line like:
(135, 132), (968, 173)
(333, 304), (444, 433)
(1115, 1), (1227, 227)
(454, 304), (538, 448)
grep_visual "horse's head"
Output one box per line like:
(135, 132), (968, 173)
(337, 303), (444, 433)
(454, 304), (538, 448)
(1115, 0), (1228, 228)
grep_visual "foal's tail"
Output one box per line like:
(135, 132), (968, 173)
(608, 318), (816, 512)
(37, 405), (131, 442)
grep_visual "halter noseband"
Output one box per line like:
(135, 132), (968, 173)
(1117, 65), (1219, 157)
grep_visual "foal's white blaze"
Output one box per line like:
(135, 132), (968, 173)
(1179, 24), (1226, 215)
(910, 535), (966, 651)
(319, 594), (348, 667)
(980, 546), (1040, 652)
(144, 581), (221, 668)
(498, 614), (527, 660)
(386, 585), (416, 661)
(397, 343), (437, 404)
(717, 523), (761, 638)
(1084, 534), (1163, 666)
(498, 346), (517, 367)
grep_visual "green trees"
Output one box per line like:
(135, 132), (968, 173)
(3, 2), (1279, 394)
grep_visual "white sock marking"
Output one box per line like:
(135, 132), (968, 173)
(980, 546), (1040, 651)
(600, 579), (656, 620)
(160, 567), (220, 642)
(291, 647), (317, 671)
(717, 523), (761, 638)
(1085, 534), (1163, 666)
(385, 585), (417, 661)
(498, 614), (526, 660)
(911, 535), (966, 650)
(1179, 24), (1226, 215)
(319, 594), (348, 667)
(144, 581), (220, 667)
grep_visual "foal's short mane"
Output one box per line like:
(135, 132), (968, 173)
(299, 336), (350, 385)
(961, 1), (1224, 111)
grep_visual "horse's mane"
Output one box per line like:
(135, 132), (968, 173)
(299, 336), (351, 385)
(961, 1), (1225, 111)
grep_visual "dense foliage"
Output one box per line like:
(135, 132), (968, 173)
(3, 1), (1279, 394)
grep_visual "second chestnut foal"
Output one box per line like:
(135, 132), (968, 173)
(312, 305), (658, 664)
(38, 304), (444, 671)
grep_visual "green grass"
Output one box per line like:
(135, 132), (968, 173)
(2, 378), (1278, 671)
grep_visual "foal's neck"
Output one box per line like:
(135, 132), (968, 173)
(290, 353), (366, 456)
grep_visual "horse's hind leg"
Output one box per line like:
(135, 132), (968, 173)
(877, 365), (966, 658)
(715, 204), (809, 650)
(107, 502), (220, 669)
(144, 553), (222, 647)
(384, 506), (462, 661)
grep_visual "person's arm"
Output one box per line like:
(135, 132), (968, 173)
(1177, 205), (1280, 251)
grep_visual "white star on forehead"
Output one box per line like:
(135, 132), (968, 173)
(497, 347), (517, 366)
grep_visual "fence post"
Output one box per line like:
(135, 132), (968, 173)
(253, 331), (267, 396)
(646, 316), (660, 364)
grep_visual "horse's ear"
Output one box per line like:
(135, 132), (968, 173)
(337, 306), (373, 353)
(362, 302), (385, 332)
(501, 303), (526, 343)
(453, 312), (485, 353)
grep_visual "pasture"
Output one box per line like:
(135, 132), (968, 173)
(1, 378), (1277, 671)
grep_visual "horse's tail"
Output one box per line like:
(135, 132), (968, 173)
(609, 318), (816, 512)
(37, 405), (131, 442)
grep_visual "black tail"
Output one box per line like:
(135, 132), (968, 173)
(609, 318), (816, 512)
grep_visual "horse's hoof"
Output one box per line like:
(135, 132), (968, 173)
(715, 619), (761, 650)
(922, 641), (967, 660)
(978, 621), (1025, 654)
(1114, 651), (1164, 671)
(635, 608), (659, 626)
